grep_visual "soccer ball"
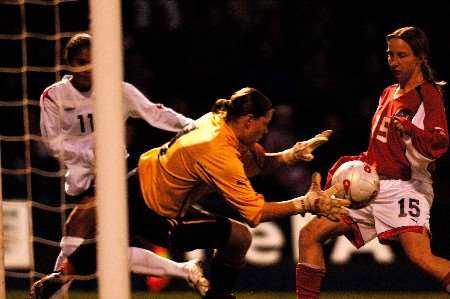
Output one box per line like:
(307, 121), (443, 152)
(331, 160), (380, 209)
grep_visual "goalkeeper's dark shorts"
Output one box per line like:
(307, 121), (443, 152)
(67, 168), (232, 275)
(127, 168), (232, 251)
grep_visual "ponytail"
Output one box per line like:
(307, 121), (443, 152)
(387, 26), (446, 94)
(211, 87), (272, 121)
(211, 98), (231, 113)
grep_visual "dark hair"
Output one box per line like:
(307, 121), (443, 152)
(387, 26), (446, 92)
(65, 33), (91, 65)
(212, 87), (272, 121)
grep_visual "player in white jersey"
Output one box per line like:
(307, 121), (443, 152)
(296, 27), (450, 298)
(40, 49), (194, 197)
(33, 33), (208, 298)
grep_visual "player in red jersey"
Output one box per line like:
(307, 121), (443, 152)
(296, 26), (450, 298)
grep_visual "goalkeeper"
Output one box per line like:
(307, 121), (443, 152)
(34, 87), (349, 299)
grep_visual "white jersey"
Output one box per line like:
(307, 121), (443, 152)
(40, 75), (194, 196)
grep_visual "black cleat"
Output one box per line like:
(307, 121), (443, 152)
(28, 272), (66, 299)
(202, 290), (237, 299)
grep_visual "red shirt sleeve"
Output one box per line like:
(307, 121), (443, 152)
(397, 85), (449, 159)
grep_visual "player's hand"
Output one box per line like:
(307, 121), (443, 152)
(282, 130), (333, 164)
(175, 121), (197, 139)
(392, 116), (409, 135)
(303, 172), (350, 221)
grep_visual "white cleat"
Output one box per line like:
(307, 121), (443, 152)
(183, 259), (210, 297)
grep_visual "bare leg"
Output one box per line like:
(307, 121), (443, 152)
(400, 230), (450, 292)
(53, 196), (96, 271)
(296, 216), (351, 299)
(65, 196), (96, 238)
(298, 216), (350, 266)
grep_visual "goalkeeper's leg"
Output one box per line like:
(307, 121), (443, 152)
(169, 215), (252, 299)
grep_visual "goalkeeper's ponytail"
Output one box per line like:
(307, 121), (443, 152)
(211, 98), (231, 113)
(211, 87), (272, 122)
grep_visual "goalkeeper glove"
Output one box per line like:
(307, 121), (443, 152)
(281, 130), (333, 164)
(293, 172), (349, 222)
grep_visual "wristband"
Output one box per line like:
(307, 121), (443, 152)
(293, 196), (308, 215)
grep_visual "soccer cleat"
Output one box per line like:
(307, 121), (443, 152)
(202, 290), (237, 299)
(442, 272), (450, 294)
(28, 272), (71, 299)
(183, 259), (210, 297)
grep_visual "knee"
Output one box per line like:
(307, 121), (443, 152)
(228, 222), (252, 254)
(298, 223), (321, 248)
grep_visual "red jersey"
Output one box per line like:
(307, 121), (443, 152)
(366, 82), (448, 182)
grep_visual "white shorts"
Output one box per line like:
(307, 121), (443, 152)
(343, 178), (433, 248)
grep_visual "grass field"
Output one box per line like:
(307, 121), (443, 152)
(9, 291), (449, 299)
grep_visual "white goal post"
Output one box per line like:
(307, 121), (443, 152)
(90, 1), (131, 299)
(0, 149), (5, 299)
(0, 1), (131, 297)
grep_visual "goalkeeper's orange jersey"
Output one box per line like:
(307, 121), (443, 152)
(138, 112), (266, 227)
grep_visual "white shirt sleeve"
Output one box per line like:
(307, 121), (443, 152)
(123, 82), (194, 132)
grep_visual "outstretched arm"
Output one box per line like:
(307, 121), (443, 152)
(243, 130), (334, 177)
(124, 82), (194, 132)
(266, 129), (333, 164)
(260, 172), (349, 223)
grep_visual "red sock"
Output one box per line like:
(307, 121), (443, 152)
(59, 259), (76, 275)
(442, 272), (450, 294)
(296, 263), (325, 299)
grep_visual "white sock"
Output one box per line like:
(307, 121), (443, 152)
(53, 251), (65, 272)
(53, 236), (85, 271)
(128, 247), (187, 279)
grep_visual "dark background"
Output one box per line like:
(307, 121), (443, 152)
(0, 0), (449, 294)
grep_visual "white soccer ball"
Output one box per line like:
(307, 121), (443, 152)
(331, 160), (380, 209)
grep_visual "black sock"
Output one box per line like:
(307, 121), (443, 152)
(67, 242), (97, 275)
(209, 258), (243, 295)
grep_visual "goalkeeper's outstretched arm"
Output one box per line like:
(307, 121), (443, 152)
(259, 172), (349, 223)
(242, 130), (334, 177)
(267, 129), (333, 164)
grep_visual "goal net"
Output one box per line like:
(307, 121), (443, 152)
(0, 0), (92, 293)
